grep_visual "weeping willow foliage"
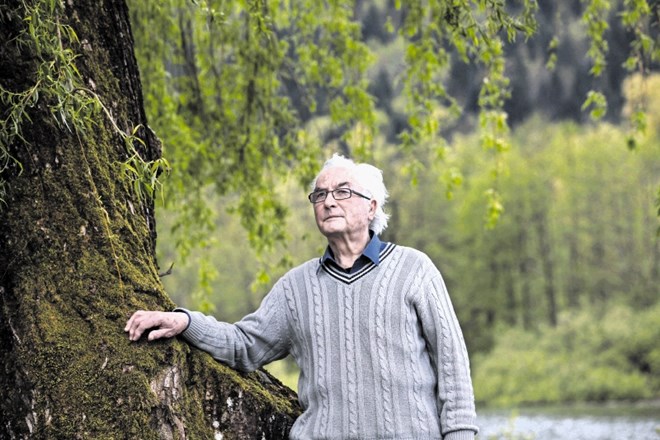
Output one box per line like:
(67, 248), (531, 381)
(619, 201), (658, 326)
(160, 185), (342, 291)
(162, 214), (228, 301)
(123, 0), (658, 302)
(126, 1), (536, 256)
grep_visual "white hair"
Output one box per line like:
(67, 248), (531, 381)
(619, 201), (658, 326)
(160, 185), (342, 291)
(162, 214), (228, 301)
(311, 153), (390, 235)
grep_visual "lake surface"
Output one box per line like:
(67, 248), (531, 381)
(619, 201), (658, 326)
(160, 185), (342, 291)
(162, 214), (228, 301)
(477, 402), (660, 440)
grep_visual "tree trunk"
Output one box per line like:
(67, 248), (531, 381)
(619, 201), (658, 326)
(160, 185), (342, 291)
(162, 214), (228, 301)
(565, 149), (582, 309)
(0, 1), (300, 438)
(533, 209), (558, 327)
(502, 263), (518, 326)
(516, 225), (533, 330)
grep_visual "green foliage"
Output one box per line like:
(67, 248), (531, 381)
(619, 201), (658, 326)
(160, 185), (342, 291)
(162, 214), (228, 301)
(130, 1), (373, 200)
(0, 0), (82, 203)
(472, 303), (660, 406)
(125, 0), (660, 307)
(580, 0), (659, 127)
(581, 0), (611, 78)
(385, 97), (660, 356)
(128, 0), (542, 278)
(545, 36), (559, 71)
(582, 90), (608, 120)
(128, 0), (379, 304)
(623, 73), (660, 151)
(394, 0), (536, 221)
(0, 0), (167, 208)
(621, 0), (659, 75)
(120, 126), (171, 206)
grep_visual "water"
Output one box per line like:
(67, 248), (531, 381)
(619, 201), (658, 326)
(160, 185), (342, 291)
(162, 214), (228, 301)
(477, 402), (660, 440)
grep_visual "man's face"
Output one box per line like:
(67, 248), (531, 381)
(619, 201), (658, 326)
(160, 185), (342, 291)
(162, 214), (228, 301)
(312, 166), (376, 240)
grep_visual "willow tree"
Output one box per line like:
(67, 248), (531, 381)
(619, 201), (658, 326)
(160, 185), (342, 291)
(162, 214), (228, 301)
(0, 1), (298, 438)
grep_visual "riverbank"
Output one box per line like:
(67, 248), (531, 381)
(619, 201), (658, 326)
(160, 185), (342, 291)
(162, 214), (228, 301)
(477, 400), (660, 440)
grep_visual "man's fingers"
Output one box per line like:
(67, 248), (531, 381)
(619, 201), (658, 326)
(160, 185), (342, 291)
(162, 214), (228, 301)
(125, 310), (160, 341)
(147, 328), (170, 341)
(125, 311), (187, 342)
(124, 311), (140, 332)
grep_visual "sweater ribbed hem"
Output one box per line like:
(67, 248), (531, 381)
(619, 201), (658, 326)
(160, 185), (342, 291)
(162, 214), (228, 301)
(444, 430), (476, 440)
(173, 308), (203, 340)
(172, 308), (192, 332)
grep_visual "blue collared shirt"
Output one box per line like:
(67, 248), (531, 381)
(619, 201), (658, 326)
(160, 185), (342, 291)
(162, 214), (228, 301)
(321, 231), (385, 274)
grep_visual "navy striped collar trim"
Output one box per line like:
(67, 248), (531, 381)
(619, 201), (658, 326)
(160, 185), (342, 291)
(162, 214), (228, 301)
(319, 242), (397, 284)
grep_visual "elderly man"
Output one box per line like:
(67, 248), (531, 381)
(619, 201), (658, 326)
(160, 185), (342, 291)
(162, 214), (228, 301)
(125, 154), (478, 440)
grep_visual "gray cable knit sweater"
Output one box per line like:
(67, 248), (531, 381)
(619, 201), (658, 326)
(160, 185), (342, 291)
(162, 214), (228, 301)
(179, 244), (478, 440)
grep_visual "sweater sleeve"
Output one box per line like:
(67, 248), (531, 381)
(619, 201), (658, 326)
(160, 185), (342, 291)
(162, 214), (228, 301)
(415, 260), (478, 439)
(175, 279), (291, 372)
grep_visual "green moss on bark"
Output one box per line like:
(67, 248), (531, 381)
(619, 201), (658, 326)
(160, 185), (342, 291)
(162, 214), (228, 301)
(0, 1), (300, 438)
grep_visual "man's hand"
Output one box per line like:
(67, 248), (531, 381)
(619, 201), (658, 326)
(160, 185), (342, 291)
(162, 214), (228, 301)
(124, 310), (189, 342)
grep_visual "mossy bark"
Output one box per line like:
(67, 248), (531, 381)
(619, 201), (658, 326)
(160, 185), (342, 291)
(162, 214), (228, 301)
(0, 1), (300, 438)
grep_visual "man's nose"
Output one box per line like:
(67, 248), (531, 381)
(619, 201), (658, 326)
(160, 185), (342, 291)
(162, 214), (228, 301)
(323, 192), (338, 206)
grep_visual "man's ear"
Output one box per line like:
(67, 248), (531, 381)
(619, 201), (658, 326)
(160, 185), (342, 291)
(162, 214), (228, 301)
(369, 199), (377, 219)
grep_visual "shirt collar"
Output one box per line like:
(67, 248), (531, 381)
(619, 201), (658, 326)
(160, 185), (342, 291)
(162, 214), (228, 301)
(321, 230), (383, 266)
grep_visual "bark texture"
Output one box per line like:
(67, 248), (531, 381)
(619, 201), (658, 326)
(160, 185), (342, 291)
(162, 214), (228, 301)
(0, 1), (300, 438)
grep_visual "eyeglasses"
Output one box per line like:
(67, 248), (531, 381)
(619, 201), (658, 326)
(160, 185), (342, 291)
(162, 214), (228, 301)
(308, 187), (371, 204)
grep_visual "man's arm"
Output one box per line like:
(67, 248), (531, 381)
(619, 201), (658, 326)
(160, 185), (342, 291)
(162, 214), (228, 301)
(124, 310), (190, 341)
(416, 266), (478, 440)
(175, 281), (291, 372)
(124, 279), (292, 373)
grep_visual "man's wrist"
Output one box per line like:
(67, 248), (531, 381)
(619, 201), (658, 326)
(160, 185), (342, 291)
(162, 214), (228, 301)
(173, 308), (191, 333)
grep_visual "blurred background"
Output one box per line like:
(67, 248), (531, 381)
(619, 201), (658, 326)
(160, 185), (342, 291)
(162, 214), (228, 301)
(128, 1), (659, 438)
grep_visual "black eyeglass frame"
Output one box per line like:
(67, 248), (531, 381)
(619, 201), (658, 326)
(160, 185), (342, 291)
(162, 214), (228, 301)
(308, 188), (371, 204)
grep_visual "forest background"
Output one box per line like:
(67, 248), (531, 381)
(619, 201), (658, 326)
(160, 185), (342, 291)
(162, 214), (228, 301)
(128, 0), (659, 408)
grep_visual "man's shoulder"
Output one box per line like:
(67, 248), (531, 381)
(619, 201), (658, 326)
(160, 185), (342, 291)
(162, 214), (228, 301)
(388, 244), (441, 274)
(282, 258), (320, 279)
(391, 244), (431, 262)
